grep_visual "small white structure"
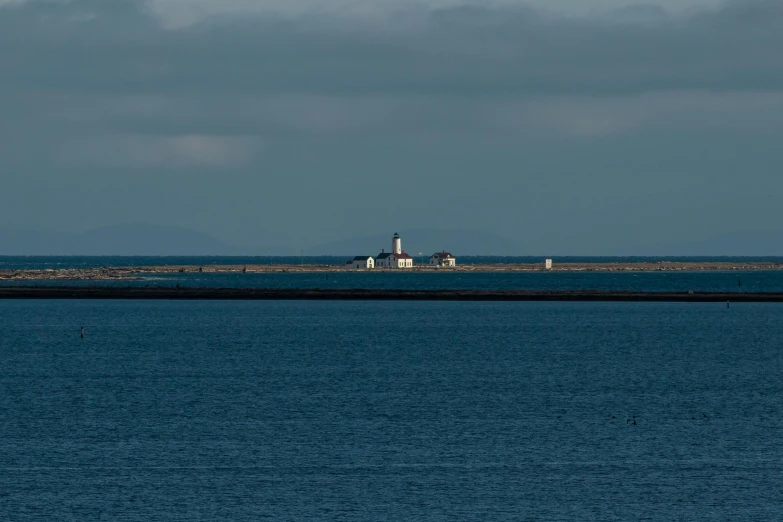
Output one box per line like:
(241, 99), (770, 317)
(345, 256), (374, 270)
(545, 259), (553, 270)
(376, 233), (413, 268)
(392, 232), (402, 255)
(429, 251), (456, 267)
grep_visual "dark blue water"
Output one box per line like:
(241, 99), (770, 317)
(3, 255), (783, 270)
(4, 270), (783, 293)
(125, 270), (783, 293)
(1, 300), (782, 520)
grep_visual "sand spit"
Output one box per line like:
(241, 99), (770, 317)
(0, 267), (140, 282)
(1, 261), (782, 281)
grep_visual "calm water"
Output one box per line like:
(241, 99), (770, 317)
(4, 270), (783, 293)
(1, 300), (782, 520)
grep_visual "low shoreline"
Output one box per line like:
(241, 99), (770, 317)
(0, 286), (781, 302)
(1, 261), (782, 282)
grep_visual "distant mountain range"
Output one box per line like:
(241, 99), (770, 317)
(0, 224), (237, 256)
(0, 226), (524, 256)
(308, 229), (523, 256)
(2, 224), (782, 256)
(641, 230), (783, 257)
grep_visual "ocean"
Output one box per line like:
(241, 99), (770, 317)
(1, 299), (781, 520)
(4, 269), (783, 294)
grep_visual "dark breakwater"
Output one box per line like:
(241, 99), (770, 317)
(1, 286), (782, 301)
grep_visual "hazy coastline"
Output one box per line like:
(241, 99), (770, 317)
(2, 261), (783, 282)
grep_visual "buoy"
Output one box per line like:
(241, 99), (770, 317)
(727, 301), (730, 309)
(80, 326), (84, 339)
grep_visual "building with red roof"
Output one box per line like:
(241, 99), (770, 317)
(429, 251), (456, 267)
(376, 233), (413, 268)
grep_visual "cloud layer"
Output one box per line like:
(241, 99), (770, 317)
(3, 0), (781, 136)
(1, 0), (782, 251)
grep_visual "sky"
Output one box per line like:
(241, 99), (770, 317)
(1, 0), (782, 254)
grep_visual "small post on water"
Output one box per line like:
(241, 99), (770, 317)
(80, 326), (84, 339)
(727, 301), (730, 309)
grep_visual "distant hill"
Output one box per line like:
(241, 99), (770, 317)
(7, 225), (777, 257)
(0, 229), (69, 256)
(0, 224), (237, 255)
(644, 230), (783, 257)
(309, 229), (522, 256)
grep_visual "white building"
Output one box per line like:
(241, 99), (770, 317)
(429, 251), (456, 267)
(545, 259), (553, 270)
(376, 251), (413, 268)
(345, 256), (374, 269)
(392, 232), (402, 255)
(376, 233), (413, 268)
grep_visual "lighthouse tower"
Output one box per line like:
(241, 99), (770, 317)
(392, 232), (402, 255)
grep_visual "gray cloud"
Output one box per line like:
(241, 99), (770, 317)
(2, 0), (782, 97)
(55, 133), (263, 168)
(2, 0), (782, 143)
(1, 0), (782, 252)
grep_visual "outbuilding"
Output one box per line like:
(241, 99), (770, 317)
(429, 251), (456, 267)
(345, 256), (374, 269)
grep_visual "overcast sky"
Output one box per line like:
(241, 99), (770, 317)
(1, 0), (781, 254)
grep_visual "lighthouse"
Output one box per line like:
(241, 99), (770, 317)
(375, 232), (413, 268)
